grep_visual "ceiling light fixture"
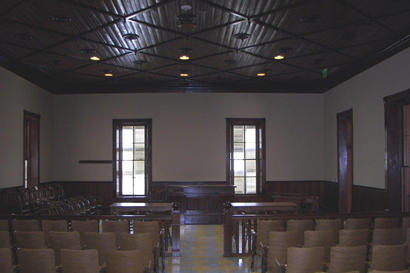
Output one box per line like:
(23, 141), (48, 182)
(180, 73), (189, 77)
(179, 55), (190, 61)
(104, 72), (113, 77)
(274, 55), (285, 60)
(257, 72), (266, 77)
(89, 56), (100, 61)
(233, 32), (251, 40)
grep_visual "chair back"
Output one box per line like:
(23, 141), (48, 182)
(17, 248), (56, 273)
(315, 218), (342, 231)
(0, 248), (14, 273)
(82, 232), (117, 265)
(267, 231), (299, 273)
(105, 250), (145, 273)
(133, 221), (160, 247)
(0, 231), (11, 248)
(287, 246), (325, 273)
(328, 245), (367, 273)
(304, 230), (338, 261)
(370, 244), (407, 271)
(372, 228), (404, 245)
(14, 231), (47, 248)
(71, 219), (99, 234)
(374, 217), (400, 229)
(0, 220), (9, 231)
(61, 249), (100, 273)
(344, 218), (371, 230)
(256, 219), (285, 252)
(12, 219), (41, 231)
(287, 219), (314, 245)
(338, 229), (370, 246)
(102, 220), (129, 245)
(42, 220), (68, 246)
(49, 231), (81, 265)
(119, 232), (154, 268)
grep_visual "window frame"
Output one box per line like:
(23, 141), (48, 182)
(226, 118), (266, 195)
(112, 119), (152, 198)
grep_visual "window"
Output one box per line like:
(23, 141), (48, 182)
(23, 111), (40, 188)
(113, 119), (152, 197)
(226, 118), (265, 194)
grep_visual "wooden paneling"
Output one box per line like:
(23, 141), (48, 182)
(352, 185), (387, 212)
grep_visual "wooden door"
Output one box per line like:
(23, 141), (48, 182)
(337, 109), (353, 213)
(24, 111), (40, 188)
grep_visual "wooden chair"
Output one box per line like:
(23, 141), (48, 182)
(287, 219), (314, 245)
(315, 218), (343, 232)
(256, 219), (285, 253)
(374, 217), (400, 229)
(344, 218), (371, 230)
(41, 219), (67, 246)
(12, 219), (41, 231)
(0, 231), (11, 248)
(369, 244), (407, 271)
(372, 228), (404, 245)
(81, 232), (117, 266)
(133, 221), (160, 248)
(71, 219), (99, 236)
(101, 220), (129, 246)
(304, 230), (338, 262)
(17, 248), (56, 273)
(49, 231), (81, 265)
(338, 229), (370, 246)
(105, 250), (145, 273)
(264, 231), (299, 273)
(0, 248), (14, 273)
(328, 245), (367, 273)
(14, 231), (47, 249)
(61, 249), (100, 273)
(119, 232), (155, 271)
(286, 247), (325, 273)
(0, 219), (9, 231)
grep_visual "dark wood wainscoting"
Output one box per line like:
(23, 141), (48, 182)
(0, 180), (388, 215)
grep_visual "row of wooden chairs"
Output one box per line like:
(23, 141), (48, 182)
(0, 247), (148, 273)
(263, 245), (408, 273)
(0, 219), (165, 272)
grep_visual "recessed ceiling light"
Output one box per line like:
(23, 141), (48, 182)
(180, 73), (189, 77)
(104, 72), (113, 77)
(122, 33), (140, 40)
(257, 72), (266, 77)
(274, 55), (285, 60)
(89, 56), (100, 61)
(179, 55), (190, 61)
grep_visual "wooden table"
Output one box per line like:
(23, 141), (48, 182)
(109, 202), (180, 257)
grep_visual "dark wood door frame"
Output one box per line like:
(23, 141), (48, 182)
(384, 88), (410, 212)
(337, 109), (353, 213)
(23, 110), (41, 188)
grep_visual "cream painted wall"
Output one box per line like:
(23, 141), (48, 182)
(324, 48), (410, 188)
(0, 67), (53, 188)
(51, 93), (324, 182)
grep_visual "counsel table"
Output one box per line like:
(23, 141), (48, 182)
(230, 202), (299, 213)
(109, 202), (180, 257)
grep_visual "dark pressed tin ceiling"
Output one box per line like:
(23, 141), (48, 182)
(0, 0), (409, 94)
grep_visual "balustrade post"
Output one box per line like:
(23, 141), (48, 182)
(223, 201), (233, 257)
(171, 202), (180, 257)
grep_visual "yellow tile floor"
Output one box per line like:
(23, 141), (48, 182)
(165, 225), (260, 273)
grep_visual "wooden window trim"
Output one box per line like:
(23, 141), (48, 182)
(112, 119), (152, 198)
(226, 118), (266, 195)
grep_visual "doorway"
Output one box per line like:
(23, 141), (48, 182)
(23, 111), (40, 188)
(337, 109), (353, 213)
